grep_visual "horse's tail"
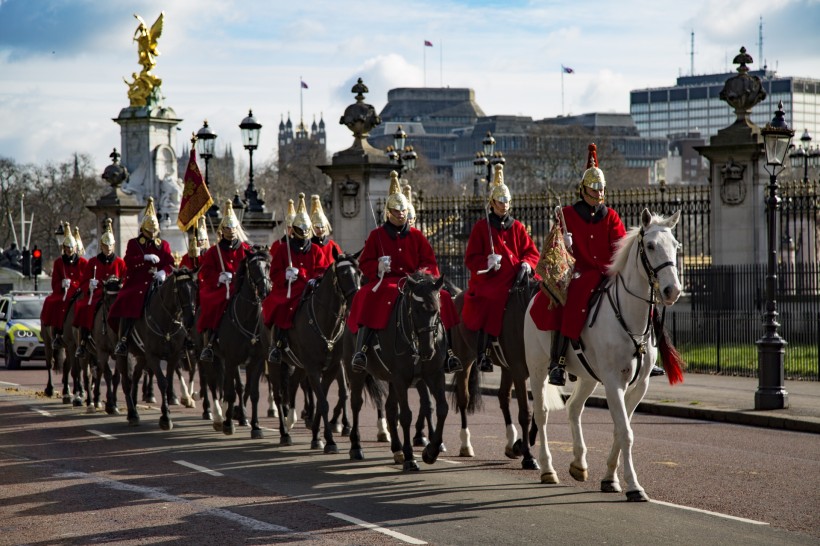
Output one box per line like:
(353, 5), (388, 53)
(448, 362), (483, 414)
(363, 373), (386, 409)
(652, 311), (685, 385)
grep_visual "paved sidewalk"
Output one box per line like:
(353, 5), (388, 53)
(477, 369), (820, 434)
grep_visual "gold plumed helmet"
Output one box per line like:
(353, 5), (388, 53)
(100, 218), (116, 247)
(384, 171), (410, 221)
(285, 198), (296, 227)
(73, 226), (85, 256)
(187, 216), (208, 258)
(580, 143), (606, 194)
(196, 216), (209, 244)
(61, 221), (77, 249)
(140, 197), (160, 236)
(310, 194), (332, 234)
(403, 184), (416, 223)
(488, 163), (511, 204)
(219, 200), (241, 231)
(291, 193), (311, 239)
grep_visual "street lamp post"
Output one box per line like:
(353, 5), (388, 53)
(755, 101), (794, 411)
(385, 124), (418, 175)
(789, 128), (820, 184)
(195, 120), (219, 216)
(239, 109), (264, 213)
(473, 131), (505, 195)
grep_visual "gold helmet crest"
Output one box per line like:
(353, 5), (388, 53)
(140, 197), (160, 237)
(291, 193), (311, 239)
(580, 143), (606, 194)
(73, 226), (85, 256)
(488, 164), (511, 204)
(100, 218), (116, 247)
(61, 221), (77, 250)
(384, 171), (410, 221)
(310, 194), (332, 234)
(285, 198), (296, 227)
(403, 184), (416, 224)
(219, 200), (241, 231)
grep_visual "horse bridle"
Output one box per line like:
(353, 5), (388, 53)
(143, 272), (193, 344)
(306, 258), (359, 354)
(228, 254), (269, 345)
(395, 278), (441, 358)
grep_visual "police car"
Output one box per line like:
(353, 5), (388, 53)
(0, 291), (48, 369)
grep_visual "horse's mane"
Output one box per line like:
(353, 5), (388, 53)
(607, 212), (666, 276)
(235, 247), (270, 288)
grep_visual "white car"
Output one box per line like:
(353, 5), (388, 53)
(0, 292), (47, 369)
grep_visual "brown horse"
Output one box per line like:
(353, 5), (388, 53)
(451, 269), (541, 470)
(82, 276), (123, 415)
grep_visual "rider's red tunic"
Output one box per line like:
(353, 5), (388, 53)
(529, 203), (626, 337)
(40, 255), (88, 328)
(461, 215), (540, 336)
(72, 253), (127, 330)
(196, 240), (252, 333)
(346, 223), (459, 333)
(262, 238), (327, 329)
(312, 235), (343, 263)
(109, 236), (175, 323)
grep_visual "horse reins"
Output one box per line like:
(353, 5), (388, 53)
(306, 259), (357, 355)
(228, 254), (268, 346)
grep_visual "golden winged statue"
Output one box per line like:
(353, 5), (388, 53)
(133, 12), (164, 72)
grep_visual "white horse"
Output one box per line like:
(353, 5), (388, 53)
(524, 208), (682, 502)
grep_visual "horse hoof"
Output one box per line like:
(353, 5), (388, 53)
(251, 429), (264, 440)
(439, 442), (447, 453)
(128, 417), (140, 427)
(377, 432), (391, 443)
(349, 448), (365, 461)
(168, 396), (180, 406)
(522, 458), (540, 471)
(202, 411), (213, 420)
(413, 435), (429, 448)
(403, 460), (420, 472)
(324, 443), (339, 455)
(222, 423), (235, 436)
(72, 399), (83, 408)
(504, 445), (519, 459)
(459, 446), (475, 457)
(569, 463), (588, 482)
(310, 439), (325, 450)
(239, 418), (249, 427)
(159, 417), (173, 431)
(422, 447), (438, 465)
(212, 422), (222, 432)
(341, 425), (351, 436)
(45, 386), (54, 398)
(279, 434), (293, 446)
(512, 438), (525, 458)
(540, 471), (560, 485)
(267, 409), (276, 418)
(144, 396), (156, 404)
(393, 451), (404, 464)
(183, 398), (196, 409)
(332, 422), (343, 434)
(601, 480), (622, 493)
(85, 406), (95, 414)
(106, 405), (120, 415)
(62, 395), (72, 404)
(626, 490), (649, 502)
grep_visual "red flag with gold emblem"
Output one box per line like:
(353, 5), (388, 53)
(177, 148), (213, 232)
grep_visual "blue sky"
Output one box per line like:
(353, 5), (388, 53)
(1, 0), (819, 172)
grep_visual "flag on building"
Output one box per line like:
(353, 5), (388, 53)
(562, 65), (575, 74)
(301, 80), (309, 89)
(177, 148), (213, 232)
(424, 40), (433, 47)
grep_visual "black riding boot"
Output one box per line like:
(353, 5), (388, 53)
(443, 329), (462, 374)
(268, 327), (288, 364)
(351, 326), (372, 373)
(52, 328), (64, 349)
(475, 330), (493, 372)
(75, 327), (90, 358)
(548, 332), (571, 386)
(650, 364), (666, 377)
(114, 319), (134, 356)
(199, 329), (215, 362)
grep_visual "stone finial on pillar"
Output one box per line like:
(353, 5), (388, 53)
(719, 46), (767, 125)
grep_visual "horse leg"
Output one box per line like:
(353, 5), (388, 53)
(376, 406), (390, 443)
(276, 363), (293, 446)
(267, 380), (279, 419)
(456, 364), (475, 457)
(317, 370), (337, 454)
(348, 371), (366, 460)
(603, 379), (651, 501)
(176, 365), (195, 409)
(122, 356), (140, 426)
(234, 368), (248, 426)
(166, 363), (180, 406)
(395, 384), (418, 471)
(306, 371), (326, 451)
(498, 370), (520, 459)
(515, 375), (539, 470)
(385, 386), (403, 463)
(153, 360), (172, 431)
(221, 365), (236, 436)
(104, 356), (119, 415)
(421, 374), (448, 465)
(61, 353), (71, 404)
(247, 364), (264, 440)
(413, 383), (431, 447)
(566, 378), (597, 484)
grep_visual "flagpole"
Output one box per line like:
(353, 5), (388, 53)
(300, 76), (304, 126)
(440, 39), (443, 87)
(561, 67), (565, 116)
(423, 45), (427, 87)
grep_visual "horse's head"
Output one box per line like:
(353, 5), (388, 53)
(401, 271), (445, 361)
(102, 276), (122, 298)
(170, 267), (198, 330)
(239, 247), (272, 300)
(331, 248), (362, 305)
(637, 208), (682, 306)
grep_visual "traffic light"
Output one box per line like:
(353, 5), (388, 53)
(31, 247), (43, 276)
(21, 248), (31, 276)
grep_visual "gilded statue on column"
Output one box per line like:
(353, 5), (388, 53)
(124, 12), (164, 108)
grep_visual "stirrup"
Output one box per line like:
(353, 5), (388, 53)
(114, 339), (128, 356)
(650, 365), (665, 377)
(548, 366), (566, 386)
(351, 351), (367, 373)
(199, 345), (214, 363)
(268, 345), (282, 365)
(476, 352), (493, 373)
(444, 351), (462, 374)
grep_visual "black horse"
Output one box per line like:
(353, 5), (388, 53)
(82, 276), (123, 415)
(117, 268), (198, 430)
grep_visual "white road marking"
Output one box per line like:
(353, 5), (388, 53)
(56, 471), (294, 533)
(329, 512), (427, 544)
(651, 499), (769, 525)
(31, 408), (53, 417)
(174, 459), (223, 477)
(0, 381), (19, 387)
(87, 429), (116, 440)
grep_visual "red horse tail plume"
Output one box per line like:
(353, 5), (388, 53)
(652, 310), (685, 385)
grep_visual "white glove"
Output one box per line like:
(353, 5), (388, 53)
(218, 271), (233, 285)
(61, 278), (71, 289)
(154, 270), (167, 283)
(89, 279), (99, 290)
(285, 267), (299, 282)
(520, 262), (532, 275)
(563, 232), (573, 249)
(377, 256), (391, 275)
(487, 253), (502, 272)
(144, 254), (160, 264)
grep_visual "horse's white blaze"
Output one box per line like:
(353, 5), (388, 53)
(411, 293), (425, 302)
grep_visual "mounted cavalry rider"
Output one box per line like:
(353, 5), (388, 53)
(180, 216), (209, 271)
(73, 219), (127, 357)
(309, 194), (343, 261)
(111, 197), (176, 356)
(198, 201), (253, 362)
(347, 171), (462, 374)
(42, 222), (88, 348)
(264, 192), (329, 364)
(462, 164), (540, 372)
(269, 198), (296, 260)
